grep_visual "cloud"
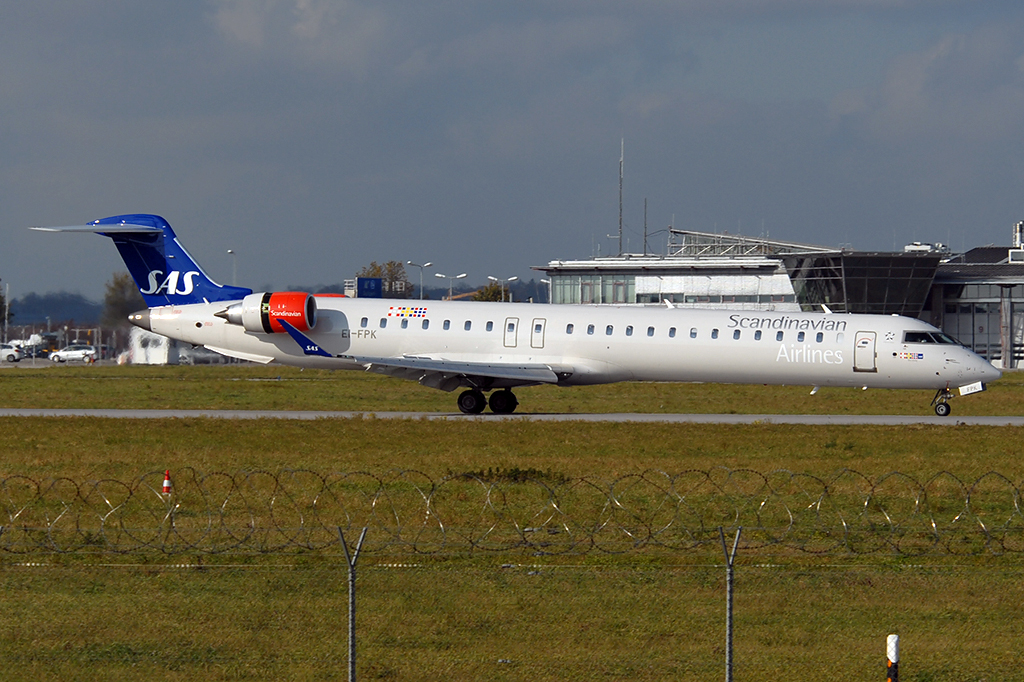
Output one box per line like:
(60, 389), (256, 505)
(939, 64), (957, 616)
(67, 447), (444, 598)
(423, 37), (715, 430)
(211, 0), (389, 76)
(835, 22), (1024, 142)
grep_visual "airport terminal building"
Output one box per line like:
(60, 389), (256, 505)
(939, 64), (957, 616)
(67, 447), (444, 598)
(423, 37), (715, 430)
(535, 226), (1024, 368)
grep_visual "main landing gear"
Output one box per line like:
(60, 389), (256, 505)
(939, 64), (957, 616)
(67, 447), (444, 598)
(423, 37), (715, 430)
(457, 389), (519, 415)
(931, 387), (953, 417)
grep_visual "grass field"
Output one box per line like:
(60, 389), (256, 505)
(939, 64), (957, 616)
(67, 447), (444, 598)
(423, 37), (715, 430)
(1, 365), (1023, 680)
(2, 362), (1024, 415)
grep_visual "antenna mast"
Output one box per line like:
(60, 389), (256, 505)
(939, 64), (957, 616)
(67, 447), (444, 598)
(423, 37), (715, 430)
(643, 198), (648, 256)
(618, 139), (624, 256)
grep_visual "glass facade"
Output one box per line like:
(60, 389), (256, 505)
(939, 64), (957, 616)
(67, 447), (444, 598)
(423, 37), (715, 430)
(934, 283), (1023, 366)
(783, 253), (941, 315)
(551, 274), (635, 304)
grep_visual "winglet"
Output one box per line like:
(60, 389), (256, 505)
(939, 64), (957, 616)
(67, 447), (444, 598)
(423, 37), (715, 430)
(277, 319), (332, 357)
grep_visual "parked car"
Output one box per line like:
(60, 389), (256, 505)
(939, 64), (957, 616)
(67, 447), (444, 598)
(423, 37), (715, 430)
(50, 344), (97, 363)
(22, 346), (50, 359)
(1, 343), (23, 362)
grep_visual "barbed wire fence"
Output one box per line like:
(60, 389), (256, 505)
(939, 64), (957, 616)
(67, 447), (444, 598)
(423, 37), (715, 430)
(2, 467), (1023, 556)
(4, 468), (1024, 680)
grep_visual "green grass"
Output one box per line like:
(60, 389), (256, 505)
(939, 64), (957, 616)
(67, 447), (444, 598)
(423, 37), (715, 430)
(2, 563), (1022, 681)
(1, 363), (1023, 415)
(1, 366), (1023, 680)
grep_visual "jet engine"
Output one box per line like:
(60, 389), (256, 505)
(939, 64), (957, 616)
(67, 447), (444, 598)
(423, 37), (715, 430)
(216, 292), (317, 334)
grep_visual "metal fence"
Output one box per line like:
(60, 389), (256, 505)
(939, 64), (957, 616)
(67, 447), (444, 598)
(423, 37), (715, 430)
(3, 467), (1023, 555)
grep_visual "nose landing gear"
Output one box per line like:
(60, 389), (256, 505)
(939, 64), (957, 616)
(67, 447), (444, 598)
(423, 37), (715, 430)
(931, 387), (953, 417)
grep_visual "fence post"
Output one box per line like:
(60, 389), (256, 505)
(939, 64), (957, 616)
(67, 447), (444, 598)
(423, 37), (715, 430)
(887, 634), (899, 681)
(338, 527), (368, 682)
(719, 526), (742, 682)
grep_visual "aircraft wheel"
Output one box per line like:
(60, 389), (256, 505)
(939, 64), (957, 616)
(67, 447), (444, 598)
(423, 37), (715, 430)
(934, 402), (952, 417)
(457, 389), (486, 414)
(488, 389), (518, 414)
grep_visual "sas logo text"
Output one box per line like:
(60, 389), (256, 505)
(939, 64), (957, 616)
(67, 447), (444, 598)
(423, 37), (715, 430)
(141, 270), (201, 296)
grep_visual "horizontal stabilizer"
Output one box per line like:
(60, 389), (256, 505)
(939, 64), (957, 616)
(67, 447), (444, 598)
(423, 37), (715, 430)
(30, 224), (162, 234)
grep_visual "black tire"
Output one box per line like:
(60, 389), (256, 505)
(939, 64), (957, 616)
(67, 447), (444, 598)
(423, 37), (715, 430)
(457, 389), (486, 414)
(488, 390), (519, 414)
(934, 402), (952, 417)
(4, 354), (15, 363)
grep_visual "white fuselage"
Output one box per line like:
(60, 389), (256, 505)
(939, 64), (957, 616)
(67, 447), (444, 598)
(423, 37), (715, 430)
(144, 297), (1000, 392)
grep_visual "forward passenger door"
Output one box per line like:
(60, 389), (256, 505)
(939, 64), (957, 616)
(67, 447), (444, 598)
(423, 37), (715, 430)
(854, 331), (877, 372)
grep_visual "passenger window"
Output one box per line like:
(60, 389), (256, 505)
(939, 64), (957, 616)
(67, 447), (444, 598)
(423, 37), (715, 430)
(360, 317), (368, 328)
(487, 321), (494, 332)
(401, 319), (409, 329)
(422, 319), (429, 330)
(669, 327), (676, 338)
(815, 332), (823, 342)
(379, 318), (387, 328)
(712, 329), (719, 339)
(566, 323), (574, 334)
(507, 322), (515, 333)
(647, 326), (655, 337)
(443, 320), (451, 331)
(606, 325), (614, 336)
(776, 331), (783, 342)
(464, 321), (472, 331)
(754, 330), (762, 341)
(733, 330), (741, 340)
(587, 324), (595, 335)
(836, 332), (844, 343)
(534, 323), (542, 334)
(797, 331), (805, 342)
(689, 328), (697, 339)
(625, 326), (633, 336)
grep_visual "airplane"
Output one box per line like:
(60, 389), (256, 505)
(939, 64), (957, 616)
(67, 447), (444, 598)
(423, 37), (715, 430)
(33, 214), (1001, 416)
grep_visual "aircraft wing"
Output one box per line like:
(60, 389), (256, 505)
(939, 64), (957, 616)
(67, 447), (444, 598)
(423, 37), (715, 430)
(275, 319), (570, 391)
(348, 354), (566, 391)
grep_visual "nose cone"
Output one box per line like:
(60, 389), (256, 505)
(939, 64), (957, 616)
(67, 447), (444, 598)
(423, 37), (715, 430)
(985, 361), (1003, 383)
(128, 309), (151, 331)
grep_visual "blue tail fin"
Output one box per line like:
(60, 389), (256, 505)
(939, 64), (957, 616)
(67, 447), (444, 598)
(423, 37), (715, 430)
(39, 214), (253, 307)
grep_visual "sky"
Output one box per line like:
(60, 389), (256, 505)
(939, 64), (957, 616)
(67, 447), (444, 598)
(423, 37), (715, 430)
(3, 1), (1024, 301)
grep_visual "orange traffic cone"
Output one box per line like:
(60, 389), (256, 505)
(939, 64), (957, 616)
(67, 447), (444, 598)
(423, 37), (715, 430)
(162, 470), (172, 495)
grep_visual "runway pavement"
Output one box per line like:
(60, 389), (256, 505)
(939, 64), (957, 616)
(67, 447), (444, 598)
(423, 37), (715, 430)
(0, 408), (1021, 425)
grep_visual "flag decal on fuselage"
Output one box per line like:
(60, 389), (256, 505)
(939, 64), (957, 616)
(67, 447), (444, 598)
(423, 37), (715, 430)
(388, 306), (427, 318)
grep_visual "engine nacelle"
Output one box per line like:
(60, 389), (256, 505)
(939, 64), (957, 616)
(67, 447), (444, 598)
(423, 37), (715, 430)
(217, 292), (317, 334)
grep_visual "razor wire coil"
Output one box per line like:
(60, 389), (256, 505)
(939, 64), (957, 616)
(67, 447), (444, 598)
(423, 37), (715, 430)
(2, 467), (1023, 556)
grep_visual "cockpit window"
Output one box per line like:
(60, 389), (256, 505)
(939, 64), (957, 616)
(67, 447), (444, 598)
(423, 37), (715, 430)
(903, 331), (934, 344)
(904, 331), (961, 345)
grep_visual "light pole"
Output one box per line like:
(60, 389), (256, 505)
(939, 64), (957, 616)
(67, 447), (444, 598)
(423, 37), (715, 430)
(540, 278), (552, 304)
(1, 278), (8, 343)
(434, 272), (467, 300)
(407, 261), (433, 300)
(487, 275), (519, 302)
(227, 249), (237, 287)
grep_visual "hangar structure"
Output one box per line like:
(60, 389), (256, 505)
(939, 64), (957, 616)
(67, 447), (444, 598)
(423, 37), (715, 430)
(535, 226), (1024, 368)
